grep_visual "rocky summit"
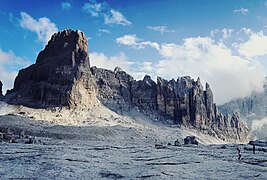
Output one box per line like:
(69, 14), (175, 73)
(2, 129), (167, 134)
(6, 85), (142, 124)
(7, 29), (97, 108)
(5, 29), (249, 142)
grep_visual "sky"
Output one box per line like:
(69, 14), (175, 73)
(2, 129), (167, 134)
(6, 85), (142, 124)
(1, 0), (267, 105)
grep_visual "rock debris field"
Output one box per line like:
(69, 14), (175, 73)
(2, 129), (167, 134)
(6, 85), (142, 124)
(0, 103), (266, 179)
(0, 138), (266, 179)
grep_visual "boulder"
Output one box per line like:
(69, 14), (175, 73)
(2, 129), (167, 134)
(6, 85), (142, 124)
(184, 136), (199, 145)
(174, 139), (181, 146)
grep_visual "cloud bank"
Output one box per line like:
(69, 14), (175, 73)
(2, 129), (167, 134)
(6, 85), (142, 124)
(112, 29), (266, 105)
(0, 49), (30, 93)
(20, 12), (58, 45)
(90, 52), (133, 72)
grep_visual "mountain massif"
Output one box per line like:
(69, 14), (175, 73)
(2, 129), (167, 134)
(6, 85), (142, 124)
(3, 29), (249, 142)
(219, 82), (267, 139)
(219, 83), (267, 121)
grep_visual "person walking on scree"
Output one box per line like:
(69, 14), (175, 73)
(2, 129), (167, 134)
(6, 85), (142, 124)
(237, 147), (241, 160)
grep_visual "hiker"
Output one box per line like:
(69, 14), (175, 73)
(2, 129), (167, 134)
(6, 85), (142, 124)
(237, 147), (241, 160)
(253, 145), (256, 154)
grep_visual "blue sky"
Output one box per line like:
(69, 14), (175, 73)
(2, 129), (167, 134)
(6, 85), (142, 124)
(1, 0), (267, 104)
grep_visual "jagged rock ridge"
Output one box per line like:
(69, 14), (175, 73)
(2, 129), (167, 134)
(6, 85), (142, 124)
(5, 29), (249, 142)
(92, 67), (249, 142)
(7, 29), (97, 108)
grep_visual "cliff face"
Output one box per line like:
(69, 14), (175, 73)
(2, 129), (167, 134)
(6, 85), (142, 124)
(7, 30), (97, 108)
(5, 29), (249, 142)
(92, 68), (249, 142)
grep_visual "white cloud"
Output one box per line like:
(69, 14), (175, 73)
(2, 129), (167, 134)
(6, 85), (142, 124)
(233, 8), (249, 15)
(116, 34), (160, 50)
(99, 29), (111, 34)
(83, 1), (131, 26)
(147, 25), (175, 34)
(89, 52), (155, 81)
(211, 28), (234, 42)
(20, 12), (58, 45)
(83, 0), (105, 17)
(61, 1), (72, 10)
(116, 31), (266, 105)
(90, 52), (133, 72)
(236, 31), (267, 58)
(104, 9), (131, 26)
(116, 34), (139, 46)
(0, 49), (30, 94)
(251, 117), (267, 132)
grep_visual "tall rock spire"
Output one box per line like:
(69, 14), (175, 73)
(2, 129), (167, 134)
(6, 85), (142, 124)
(8, 29), (97, 108)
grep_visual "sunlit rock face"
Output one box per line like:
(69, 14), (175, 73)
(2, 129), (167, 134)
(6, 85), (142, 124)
(7, 29), (97, 108)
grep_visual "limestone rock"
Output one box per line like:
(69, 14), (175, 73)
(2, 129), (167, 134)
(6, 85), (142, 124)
(155, 76), (249, 143)
(131, 75), (157, 111)
(7, 29), (97, 108)
(174, 139), (181, 146)
(184, 136), (198, 145)
(91, 66), (134, 111)
(91, 68), (249, 142)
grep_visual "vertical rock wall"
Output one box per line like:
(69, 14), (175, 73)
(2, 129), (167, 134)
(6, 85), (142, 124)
(7, 30), (97, 108)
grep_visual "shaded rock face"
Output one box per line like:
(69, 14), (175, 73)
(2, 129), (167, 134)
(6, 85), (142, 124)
(91, 67), (158, 113)
(154, 76), (248, 142)
(91, 67), (249, 142)
(0, 81), (3, 96)
(7, 29), (97, 108)
(156, 76), (215, 127)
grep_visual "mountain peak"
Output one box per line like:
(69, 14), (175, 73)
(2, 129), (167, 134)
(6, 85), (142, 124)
(36, 29), (89, 67)
(7, 29), (96, 108)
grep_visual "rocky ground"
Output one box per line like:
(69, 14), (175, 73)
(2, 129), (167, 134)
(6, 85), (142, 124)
(0, 139), (266, 179)
(0, 102), (266, 179)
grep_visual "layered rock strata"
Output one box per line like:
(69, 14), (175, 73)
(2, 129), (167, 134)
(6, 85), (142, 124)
(7, 30), (97, 108)
(92, 67), (249, 142)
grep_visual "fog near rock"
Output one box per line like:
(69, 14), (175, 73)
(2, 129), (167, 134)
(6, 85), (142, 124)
(251, 117), (267, 140)
(252, 118), (267, 131)
(0, 101), (17, 116)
